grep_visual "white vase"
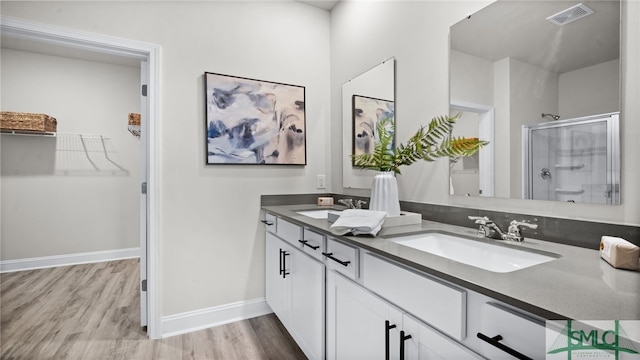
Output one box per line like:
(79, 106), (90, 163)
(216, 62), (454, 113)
(369, 171), (401, 216)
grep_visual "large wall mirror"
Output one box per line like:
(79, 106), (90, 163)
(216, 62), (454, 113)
(449, 1), (621, 205)
(342, 58), (395, 189)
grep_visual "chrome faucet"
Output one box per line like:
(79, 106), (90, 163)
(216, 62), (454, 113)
(505, 220), (538, 242)
(468, 216), (538, 242)
(338, 198), (367, 209)
(468, 216), (506, 240)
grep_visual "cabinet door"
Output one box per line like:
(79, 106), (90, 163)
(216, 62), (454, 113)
(289, 250), (325, 360)
(327, 271), (402, 360)
(479, 303), (545, 360)
(363, 253), (466, 340)
(265, 232), (290, 326)
(402, 315), (483, 360)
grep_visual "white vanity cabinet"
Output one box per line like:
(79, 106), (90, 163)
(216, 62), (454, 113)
(326, 271), (483, 360)
(264, 211), (549, 360)
(402, 314), (485, 360)
(326, 270), (402, 360)
(264, 217), (325, 360)
(265, 232), (291, 324)
(362, 253), (467, 341)
(324, 237), (359, 280)
(477, 302), (546, 360)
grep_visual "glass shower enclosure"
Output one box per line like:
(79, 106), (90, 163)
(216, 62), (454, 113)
(522, 112), (620, 204)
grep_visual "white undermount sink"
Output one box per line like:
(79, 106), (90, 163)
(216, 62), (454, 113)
(296, 209), (342, 220)
(391, 232), (558, 273)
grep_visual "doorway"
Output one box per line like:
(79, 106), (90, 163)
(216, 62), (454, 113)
(449, 100), (495, 197)
(1, 16), (160, 338)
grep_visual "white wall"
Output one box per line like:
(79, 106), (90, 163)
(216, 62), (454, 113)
(508, 58), (559, 198)
(559, 59), (620, 119)
(1, 49), (141, 260)
(332, 0), (639, 226)
(0, 1), (332, 317)
(449, 50), (493, 197)
(449, 49), (493, 106)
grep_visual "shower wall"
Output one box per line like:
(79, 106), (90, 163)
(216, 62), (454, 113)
(559, 59), (620, 119)
(525, 113), (619, 204)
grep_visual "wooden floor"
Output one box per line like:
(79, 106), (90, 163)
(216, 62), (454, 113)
(1, 259), (307, 360)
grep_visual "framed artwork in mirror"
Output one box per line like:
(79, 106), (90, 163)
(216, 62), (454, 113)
(204, 72), (306, 165)
(351, 94), (395, 165)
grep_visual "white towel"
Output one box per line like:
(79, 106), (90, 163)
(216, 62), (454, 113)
(330, 209), (387, 236)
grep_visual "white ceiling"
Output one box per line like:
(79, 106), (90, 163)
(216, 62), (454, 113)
(297, 0), (340, 11)
(450, 1), (620, 74)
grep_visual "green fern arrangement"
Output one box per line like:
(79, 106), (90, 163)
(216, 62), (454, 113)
(352, 114), (488, 175)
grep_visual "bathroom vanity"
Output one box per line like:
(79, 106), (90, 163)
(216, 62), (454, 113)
(262, 204), (640, 360)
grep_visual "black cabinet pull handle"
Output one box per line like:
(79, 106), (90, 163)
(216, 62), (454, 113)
(298, 239), (320, 250)
(281, 251), (290, 279)
(278, 249), (284, 276)
(477, 332), (533, 360)
(261, 220), (274, 226)
(321, 252), (351, 266)
(399, 330), (412, 360)
(385, 320), (397, 360)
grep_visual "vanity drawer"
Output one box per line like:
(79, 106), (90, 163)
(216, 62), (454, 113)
(362, 253), (466, 341)
(263, 213), (277, 234)
(324, 238), (358, 280)
(301, 229), (325, 261)
(478, 302), (545, 360)
(276, 218), (302, 246)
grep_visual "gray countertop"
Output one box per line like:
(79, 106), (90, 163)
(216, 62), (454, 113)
(262, 204), (640, 321)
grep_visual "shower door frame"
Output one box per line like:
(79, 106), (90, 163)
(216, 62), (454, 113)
(522, 112), (620, 204)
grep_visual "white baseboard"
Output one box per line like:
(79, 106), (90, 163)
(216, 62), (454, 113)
(0, 247), (140, 273)
(161, 298), (272, 338)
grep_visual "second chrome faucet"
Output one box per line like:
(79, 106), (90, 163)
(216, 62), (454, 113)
(468, 216), (538, 242)
(338, 198), (367, 209)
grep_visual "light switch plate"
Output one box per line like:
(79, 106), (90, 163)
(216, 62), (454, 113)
(316, 175), (326, 189)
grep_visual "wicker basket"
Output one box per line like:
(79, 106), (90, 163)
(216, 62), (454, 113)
(0, 111), (57, 133)
(128, 113), (141, 138)
(128, 113), (141, 126)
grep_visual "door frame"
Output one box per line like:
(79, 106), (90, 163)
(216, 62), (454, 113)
(449, 100), (495, 197)
(1, 16), (162, 339)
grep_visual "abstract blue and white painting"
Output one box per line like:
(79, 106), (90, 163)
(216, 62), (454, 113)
(352, 95), (395, 161)
(205, 72), (306, 165)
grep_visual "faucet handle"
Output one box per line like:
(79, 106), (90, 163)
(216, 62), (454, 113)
(338, 199), (354, 209)
(506, 220), (537, 242)
(468, 216), (489, 220)
(354, 200), (367, 209)
(468, 216), (491, 225)
(509, 220), (538, 229)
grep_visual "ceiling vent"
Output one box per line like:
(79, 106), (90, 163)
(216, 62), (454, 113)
(546, 3), (594, 26)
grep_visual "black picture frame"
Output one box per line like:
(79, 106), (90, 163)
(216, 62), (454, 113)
(204, 72), (306, 165)
(352, 94), (395, 165)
